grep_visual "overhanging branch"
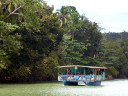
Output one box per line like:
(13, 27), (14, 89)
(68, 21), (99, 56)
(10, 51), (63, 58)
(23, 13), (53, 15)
(3, 4), (26, 20)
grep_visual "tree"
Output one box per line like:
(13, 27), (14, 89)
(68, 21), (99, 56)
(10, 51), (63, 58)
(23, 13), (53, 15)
(57, 6), (102, 67)
(62, 34), (88, 65)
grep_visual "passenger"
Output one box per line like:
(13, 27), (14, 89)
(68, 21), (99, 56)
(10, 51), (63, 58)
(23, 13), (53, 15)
(70, 72), (73, 75)
(60, 73), (63, 75)
(77, 72), (80, 75)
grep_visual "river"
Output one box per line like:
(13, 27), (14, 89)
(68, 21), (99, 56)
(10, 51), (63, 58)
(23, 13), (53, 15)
(0, 79), (128, 96)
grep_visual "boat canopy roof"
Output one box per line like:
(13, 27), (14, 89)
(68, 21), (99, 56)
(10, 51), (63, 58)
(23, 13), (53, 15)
(55, 65), (107, 69)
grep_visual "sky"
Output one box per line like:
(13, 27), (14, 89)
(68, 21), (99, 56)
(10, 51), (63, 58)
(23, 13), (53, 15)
(44, 0), (128, 33)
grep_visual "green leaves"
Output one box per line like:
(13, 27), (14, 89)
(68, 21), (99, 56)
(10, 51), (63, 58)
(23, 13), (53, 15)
(0, 21), (22, 53)
(14, 65), (31, 78)
(108, 66), (119, 76)
(0, 21), (21, 70)
(62, 34), (87, 65)
(0, 21), (19, 31)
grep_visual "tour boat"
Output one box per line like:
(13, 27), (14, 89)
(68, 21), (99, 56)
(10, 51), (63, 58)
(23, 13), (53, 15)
(56, 65), (107, 86)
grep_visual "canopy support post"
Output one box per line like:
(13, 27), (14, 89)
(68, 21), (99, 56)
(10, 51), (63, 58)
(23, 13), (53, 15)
(94, 69), (97, 82)
(84, 68), (85, 75)
(67, 68), (68, 75)
(75, 69), (76, 75)
(58, 68), (59, 76)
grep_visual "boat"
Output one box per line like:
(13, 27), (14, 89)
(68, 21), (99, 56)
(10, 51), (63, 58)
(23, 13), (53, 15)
(55, 65), (107, 86)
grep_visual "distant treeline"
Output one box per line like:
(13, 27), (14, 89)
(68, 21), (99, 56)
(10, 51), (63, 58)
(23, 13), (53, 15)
(0, 0), (128, 83)
(105, 32), (128, 41)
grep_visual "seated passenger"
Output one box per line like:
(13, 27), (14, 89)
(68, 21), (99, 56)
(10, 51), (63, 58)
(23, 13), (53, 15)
(73, 75), (79, 80)
(77, 72), (80, 75)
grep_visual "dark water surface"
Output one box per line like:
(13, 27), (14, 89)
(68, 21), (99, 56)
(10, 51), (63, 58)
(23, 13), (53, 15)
(0, 79), (128, 96)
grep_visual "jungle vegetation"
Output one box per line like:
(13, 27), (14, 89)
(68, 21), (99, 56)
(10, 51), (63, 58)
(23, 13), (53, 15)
(0, 0), (128, 83)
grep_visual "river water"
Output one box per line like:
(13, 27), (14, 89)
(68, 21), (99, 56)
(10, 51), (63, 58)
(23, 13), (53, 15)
(0, 79), (128, 96)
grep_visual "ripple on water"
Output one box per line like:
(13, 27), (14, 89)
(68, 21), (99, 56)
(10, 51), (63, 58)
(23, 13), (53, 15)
(0, 79), (128, 96)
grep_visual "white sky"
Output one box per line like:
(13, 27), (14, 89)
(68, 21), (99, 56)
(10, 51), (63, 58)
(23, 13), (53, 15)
(44, 0), (128, 32)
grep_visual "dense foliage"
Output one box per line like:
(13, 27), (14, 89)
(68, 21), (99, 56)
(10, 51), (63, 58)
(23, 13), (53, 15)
(0, 0), (127, 83)
(101, 32), (128, 78)
(0, 0), (62, 82)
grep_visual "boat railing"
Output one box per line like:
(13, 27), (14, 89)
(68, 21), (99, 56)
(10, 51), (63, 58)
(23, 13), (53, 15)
(58, 74), (103, 82)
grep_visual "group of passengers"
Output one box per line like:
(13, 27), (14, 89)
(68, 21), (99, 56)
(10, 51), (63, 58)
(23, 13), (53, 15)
(60, 71), (94, 76)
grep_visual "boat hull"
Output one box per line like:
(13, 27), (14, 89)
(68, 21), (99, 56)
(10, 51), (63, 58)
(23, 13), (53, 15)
(64, 81), (101, 86)
(86, 81), (101, 86)
(64, 81), (78, 86)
